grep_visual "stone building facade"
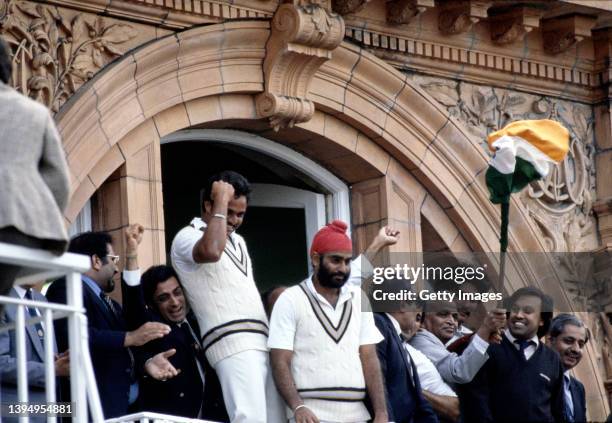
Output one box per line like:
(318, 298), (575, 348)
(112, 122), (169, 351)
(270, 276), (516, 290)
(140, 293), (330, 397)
(1, 0), (612, 419)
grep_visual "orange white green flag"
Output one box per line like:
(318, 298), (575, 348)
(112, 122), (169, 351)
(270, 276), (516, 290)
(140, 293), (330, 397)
(485, 119), (569, 252)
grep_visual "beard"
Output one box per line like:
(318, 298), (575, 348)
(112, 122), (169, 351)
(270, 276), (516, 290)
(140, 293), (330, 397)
(317, 258), (349, 289)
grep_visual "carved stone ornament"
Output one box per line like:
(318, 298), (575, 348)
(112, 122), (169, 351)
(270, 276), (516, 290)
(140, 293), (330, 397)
(332, 0), (370, 16)
(256, 2), (344, 131)
(386, 0), (434, 25)
(542, 13), (597, 55)
(410, 73), (596, 252)
(437, 0), (489, 35)
(488, 5), (542, 45)
(0, 0), (137, 112)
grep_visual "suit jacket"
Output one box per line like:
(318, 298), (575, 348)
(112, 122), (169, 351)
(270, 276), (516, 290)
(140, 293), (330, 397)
(373, 313), (439, 423)
(569, 376), (586, 423)
(0, 288), (57, 423)
(0, 82), (69, 251)
(122, 281), (228, 421)
(46, 277), (135, 419)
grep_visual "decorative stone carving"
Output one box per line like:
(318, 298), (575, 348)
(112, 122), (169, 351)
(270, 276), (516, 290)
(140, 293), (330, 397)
(332, 0), (369, 16)
(256, 2), (344, 131)
(386, 0), (434, 25)
(542, 13), (597, 55)
(0, 0), (137, 112)
(410, 73), (597, 252)
(437, 0), (489, 35)
(487, 5), (542, 45)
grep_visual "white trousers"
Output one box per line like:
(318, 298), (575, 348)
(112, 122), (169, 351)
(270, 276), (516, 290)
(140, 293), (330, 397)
(214, 349), (286, 423)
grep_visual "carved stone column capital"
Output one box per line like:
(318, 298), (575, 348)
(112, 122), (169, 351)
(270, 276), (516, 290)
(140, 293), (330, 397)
(256, 2), (344, 130)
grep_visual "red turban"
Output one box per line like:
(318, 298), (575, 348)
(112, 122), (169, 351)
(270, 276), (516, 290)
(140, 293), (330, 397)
(310, 220), (352, 256)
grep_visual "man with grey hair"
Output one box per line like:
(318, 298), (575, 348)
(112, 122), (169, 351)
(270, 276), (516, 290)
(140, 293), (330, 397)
(547, 313), (589, 423)
(409, 300), (506, 385)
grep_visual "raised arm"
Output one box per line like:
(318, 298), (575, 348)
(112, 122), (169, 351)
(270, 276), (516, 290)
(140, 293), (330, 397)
(192, 181), (235, 263)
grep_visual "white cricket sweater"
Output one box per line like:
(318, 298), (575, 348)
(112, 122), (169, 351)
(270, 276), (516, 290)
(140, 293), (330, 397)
(171, 219), (268, 365)
(285, 281), (371, 422)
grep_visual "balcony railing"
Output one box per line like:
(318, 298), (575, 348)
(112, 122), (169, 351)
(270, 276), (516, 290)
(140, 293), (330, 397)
(0, 242), (220, 423)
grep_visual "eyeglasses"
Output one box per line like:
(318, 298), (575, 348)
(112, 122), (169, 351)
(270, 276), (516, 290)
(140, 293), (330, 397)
(106, 254), (120, 264)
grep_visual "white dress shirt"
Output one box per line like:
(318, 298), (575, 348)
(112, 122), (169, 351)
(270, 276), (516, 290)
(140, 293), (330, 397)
(504, 328), (539, 360)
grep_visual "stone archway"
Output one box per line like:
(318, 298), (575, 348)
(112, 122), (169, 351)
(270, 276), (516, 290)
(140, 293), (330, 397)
(54, 20), (609, 415)
(57, 19), (550, 272)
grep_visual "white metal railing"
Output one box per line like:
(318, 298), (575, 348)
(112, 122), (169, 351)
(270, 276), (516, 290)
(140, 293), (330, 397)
(105, 411), (218, 423)
(0, 241), (103, 423)
(0, 242), (219, 423)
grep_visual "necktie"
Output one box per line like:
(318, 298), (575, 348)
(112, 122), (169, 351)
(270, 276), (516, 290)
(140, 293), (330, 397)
(100, 292), (121, 320)
(100, 292), (136, 380)
(25, 289), (45, 340)
(515, 339), (531, 360)
(563, 375), (574, 422)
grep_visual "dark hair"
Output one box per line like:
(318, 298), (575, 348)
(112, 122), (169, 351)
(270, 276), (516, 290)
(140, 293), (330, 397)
(200, 170), (251, 212)
(68, 231), (113, 260)
(548, 313), (590, 344)
(504, 286), (553, 338)
(140, 265), (180, 309)
(0, 37), (11, 84)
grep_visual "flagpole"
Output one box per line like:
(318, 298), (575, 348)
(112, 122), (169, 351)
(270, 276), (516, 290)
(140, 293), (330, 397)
(498, 201), (509, 288)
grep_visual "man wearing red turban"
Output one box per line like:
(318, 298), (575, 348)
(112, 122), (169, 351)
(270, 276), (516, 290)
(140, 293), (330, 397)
(268, 220), (399, 423)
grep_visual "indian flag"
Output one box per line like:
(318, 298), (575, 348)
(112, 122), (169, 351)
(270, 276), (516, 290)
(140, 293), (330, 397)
(485, 119), (569, 253)
(485, 119), (570, 205)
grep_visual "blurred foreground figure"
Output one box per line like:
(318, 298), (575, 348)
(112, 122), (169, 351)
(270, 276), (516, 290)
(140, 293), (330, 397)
(0, 37), (70, 299)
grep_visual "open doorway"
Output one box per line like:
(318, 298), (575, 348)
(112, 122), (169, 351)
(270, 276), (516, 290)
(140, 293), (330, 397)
(161, 129), (350, 292)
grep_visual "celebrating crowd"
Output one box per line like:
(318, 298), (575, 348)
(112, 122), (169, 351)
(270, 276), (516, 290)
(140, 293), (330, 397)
(0, 169), (594, 423)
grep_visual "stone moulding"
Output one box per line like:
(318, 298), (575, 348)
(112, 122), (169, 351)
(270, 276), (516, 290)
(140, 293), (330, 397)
(344, 25), (597, 97)
(41, 0), (273, 29)
(256, 3), (344, 131)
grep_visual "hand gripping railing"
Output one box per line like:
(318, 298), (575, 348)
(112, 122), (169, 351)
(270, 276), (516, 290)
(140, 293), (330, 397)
(0, 242), (104, 423)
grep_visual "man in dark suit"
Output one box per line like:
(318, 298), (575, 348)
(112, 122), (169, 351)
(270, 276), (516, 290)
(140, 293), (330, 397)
(122, 264), (228, 421)
(547, 313), (589, 423)
(46, 227), (171, 418)
(0, 286), (70, 422)
(461, 287), (565, 423)
(374, 308), (439, 423)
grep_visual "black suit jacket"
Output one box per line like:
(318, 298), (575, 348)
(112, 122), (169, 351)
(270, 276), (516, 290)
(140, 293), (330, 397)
(569, 376), (586, 423)
(122, 282), (228, 421)
(46, 277), (135, 419)
(373, 313), (439, 423)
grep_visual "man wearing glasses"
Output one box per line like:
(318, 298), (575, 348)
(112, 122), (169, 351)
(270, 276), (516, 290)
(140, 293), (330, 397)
(46, 226), (171, 418)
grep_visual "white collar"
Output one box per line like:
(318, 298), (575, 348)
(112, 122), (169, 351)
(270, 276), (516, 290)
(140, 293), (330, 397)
(504, 328), (539, 347)
(191, 217), (236, 243)
(305, 277), (353, 309)
(385, 313), (402, 336)
(14, 285), (27, 299)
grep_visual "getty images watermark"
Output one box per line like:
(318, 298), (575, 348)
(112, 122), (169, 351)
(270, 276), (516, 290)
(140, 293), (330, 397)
(360, 252), (611, 313)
